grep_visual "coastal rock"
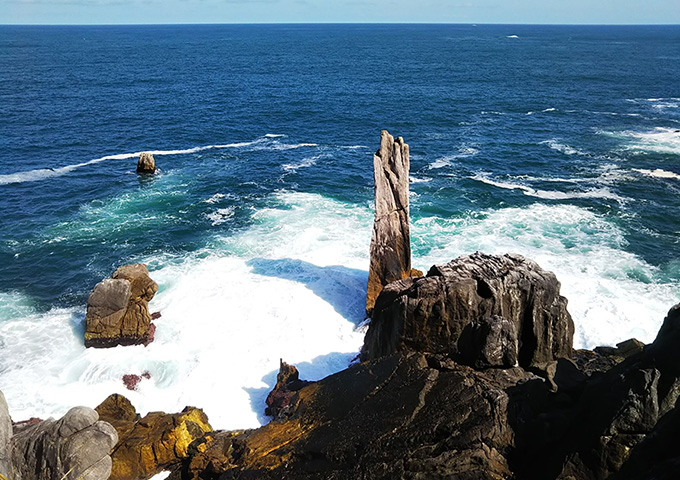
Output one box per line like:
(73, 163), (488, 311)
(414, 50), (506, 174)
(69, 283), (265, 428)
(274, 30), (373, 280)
(185, 352), (536, 479)
(96, 394), (212, 480)
(265, 360), (312, 421)
(84, 264), (158, 348)
(362, 252), (574, 371)
(366, 130), (413, 316)
(8, 405), (117, 480)
(514, 303), (680, 479)
(137, 152), (156, 174)
(0, 392), (12, 476)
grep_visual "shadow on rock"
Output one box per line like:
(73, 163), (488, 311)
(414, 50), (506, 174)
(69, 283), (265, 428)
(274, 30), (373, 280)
(247, 258), (368, 324)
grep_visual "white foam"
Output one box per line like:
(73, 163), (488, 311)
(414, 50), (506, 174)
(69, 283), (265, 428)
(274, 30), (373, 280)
(507, 35), (519, 38)
(206, 207), (236, 226)
(205, 193), (226, 204)
(282, 154), (322, 172)
(0, 192), (369, 429)
(603, 127), (680, 155)
(413, 203), (679, 350)
(634, 168), (680, 180)
(409, 176), (432, 184)
(264, 142), (318, 151)
(428, 145), (478, 169)
(472, 173), (625, 202)
(149, 473), (171, 480)
(541, 139), (586, 156)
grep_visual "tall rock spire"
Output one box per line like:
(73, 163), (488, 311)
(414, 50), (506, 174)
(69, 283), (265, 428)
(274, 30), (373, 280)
(366, 130), (413, 316)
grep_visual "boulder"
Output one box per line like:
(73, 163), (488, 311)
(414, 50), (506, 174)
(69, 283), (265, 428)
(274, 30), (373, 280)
(137, 152), (156, 174)
(362, 252), (574, 371)
(8, 405), (117, 480)
(96, 394), (212, 480)
(85, 264), (158, 348)
(366, 130), (414, 316)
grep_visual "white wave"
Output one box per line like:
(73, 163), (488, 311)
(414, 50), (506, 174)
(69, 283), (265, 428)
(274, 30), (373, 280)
(340, 145), (368, 150)
(634, 168), (680, 180)
(428, 145), (478, 169)
(282, 155), (321, 172)
(409, 176), (432, 184)
(602, 127), (680, 155)
(541, 139), (587, 156)
(507, 35), (519, 39)
(206, 207), (235, 226)
(472, 173), (625, 202)
(204, 193), (226, 204)
(268, 142), (318, 151)
(264, 133), (286, 138)
(413, 203), (679, 350)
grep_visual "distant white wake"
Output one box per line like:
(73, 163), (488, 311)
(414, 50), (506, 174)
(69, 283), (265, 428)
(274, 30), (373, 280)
(0, 135), (307, 186)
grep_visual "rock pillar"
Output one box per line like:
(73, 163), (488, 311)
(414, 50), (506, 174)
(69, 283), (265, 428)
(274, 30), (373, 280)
(366, 130), (413, 316)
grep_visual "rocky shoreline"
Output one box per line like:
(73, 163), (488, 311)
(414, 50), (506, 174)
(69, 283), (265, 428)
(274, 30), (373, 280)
(1, 137), (679, 479)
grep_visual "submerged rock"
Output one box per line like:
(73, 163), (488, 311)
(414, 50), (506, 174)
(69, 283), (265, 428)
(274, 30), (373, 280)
(84, 264), (158, 348)
(137, 152), (156, 174)
(362, 252), (574, 371)
(366, 130), (415, 316)
(96, 394), (212, 480)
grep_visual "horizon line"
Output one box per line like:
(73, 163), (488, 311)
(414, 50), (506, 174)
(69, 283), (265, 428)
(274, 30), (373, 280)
(1, 21), (680, 27)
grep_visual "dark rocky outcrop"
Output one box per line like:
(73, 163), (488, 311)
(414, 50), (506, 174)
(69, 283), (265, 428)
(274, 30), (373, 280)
(362, 252), (574, 371)
(366, 131), (415, 316)
(137, 152), (156, 174)
(96, 394), (212, 480)
(85, 264), (158, 348)
(184, 352), (537, 480)
(265, 360), (312, 421)
(0, 393), (117, 480)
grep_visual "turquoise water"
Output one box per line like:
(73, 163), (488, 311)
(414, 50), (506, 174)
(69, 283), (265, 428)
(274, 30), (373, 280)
(0, 24), (679, 427)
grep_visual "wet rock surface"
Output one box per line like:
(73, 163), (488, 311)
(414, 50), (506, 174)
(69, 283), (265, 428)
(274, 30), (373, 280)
(137, 152), (156, 174)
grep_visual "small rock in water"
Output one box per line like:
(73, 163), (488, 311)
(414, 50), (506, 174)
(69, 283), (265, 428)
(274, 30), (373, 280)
(151, 311), (162, 320)
(136, 152), (156, 174)
(122, 371), (151, 391)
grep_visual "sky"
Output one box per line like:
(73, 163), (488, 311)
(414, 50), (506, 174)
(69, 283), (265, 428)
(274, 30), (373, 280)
(1, 0), (680, 25)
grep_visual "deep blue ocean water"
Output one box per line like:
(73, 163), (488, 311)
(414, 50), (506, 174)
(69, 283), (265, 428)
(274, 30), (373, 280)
(1, 24), (679, 426)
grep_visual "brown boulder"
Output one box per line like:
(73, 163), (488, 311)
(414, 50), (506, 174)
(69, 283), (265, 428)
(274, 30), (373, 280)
(96, 394), (212, 480)
(136, 152), (156, 174)
(366, 130), (414, 316)
(85, 264), (158, 348)
(362, 252), (574, 371)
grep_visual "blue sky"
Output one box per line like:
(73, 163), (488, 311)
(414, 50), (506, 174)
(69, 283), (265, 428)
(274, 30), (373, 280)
(1, 0), (679, 25)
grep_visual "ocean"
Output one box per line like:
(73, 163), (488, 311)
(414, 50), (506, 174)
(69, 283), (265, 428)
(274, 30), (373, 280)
(0, 24), (679, 429)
